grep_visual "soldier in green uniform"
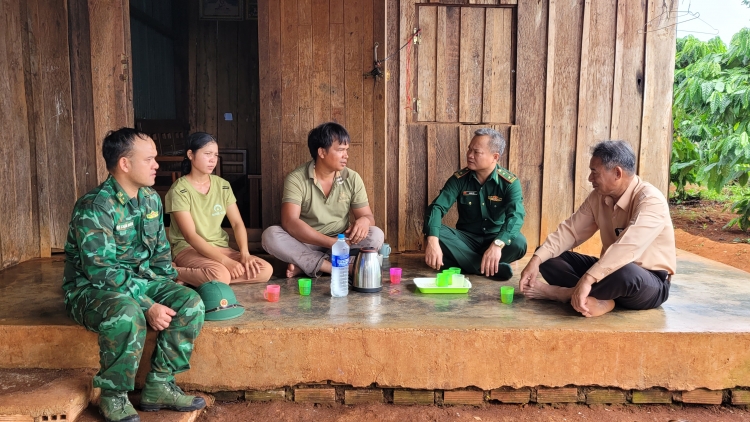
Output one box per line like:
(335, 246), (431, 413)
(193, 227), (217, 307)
(63, 128), (206, 422)
(424, 128), (527, 280)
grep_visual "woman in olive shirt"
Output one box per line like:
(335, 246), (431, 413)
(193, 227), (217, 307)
(165, 132), (272, 286)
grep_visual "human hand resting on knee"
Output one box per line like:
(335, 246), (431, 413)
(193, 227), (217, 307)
(424, 236), (443, 271)
(480, 243), (503, 276)
(519, 255), (541, 293)
(345, 216), (370, 245)
(146, 303), (176, 331)
(222, 257), (247, 279)
(239, 252), (262, 278)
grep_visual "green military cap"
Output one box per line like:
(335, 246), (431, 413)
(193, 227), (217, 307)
(196, 281), (245, 321)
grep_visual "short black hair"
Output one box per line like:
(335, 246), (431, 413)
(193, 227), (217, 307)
(182, 132), (218, 175)
(307, 122), (350, 161)
(102, 127), (150, 171)
(591, 140), (636, 175)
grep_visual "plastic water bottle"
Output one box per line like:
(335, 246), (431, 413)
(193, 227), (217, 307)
(330, 234), (349, 297)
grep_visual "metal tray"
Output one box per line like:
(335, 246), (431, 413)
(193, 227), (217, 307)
(413, 277), (472, 294)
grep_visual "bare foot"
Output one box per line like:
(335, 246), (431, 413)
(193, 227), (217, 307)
(523, 279), (573, 302)
(581, 297), (615, 317)
(286, 263), (303, 278)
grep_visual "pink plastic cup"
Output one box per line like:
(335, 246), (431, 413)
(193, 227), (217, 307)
(390, 267), (403, 284)
(264, 284), (280, 302)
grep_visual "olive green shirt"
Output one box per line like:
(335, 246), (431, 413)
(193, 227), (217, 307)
(164, 175), (237, 257)
(282, 161), (369, 237)
(424, 164), (525, 245)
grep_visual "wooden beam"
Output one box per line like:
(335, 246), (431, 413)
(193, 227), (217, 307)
(540, 0), (584, 242)
(416, 5), (436, 122)
(458, 7), (485, 123)
(435, 6), (460, 123)
(639, 0), (677, 196)
(515, 0), (549, 250)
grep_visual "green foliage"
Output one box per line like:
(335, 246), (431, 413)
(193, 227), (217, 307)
(671, 28), (750, 230)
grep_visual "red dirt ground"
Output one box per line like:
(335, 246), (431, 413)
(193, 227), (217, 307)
(196, 401), (749, 421)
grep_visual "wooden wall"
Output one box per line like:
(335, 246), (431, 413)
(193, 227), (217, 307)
(0, 0), (132, 269)
(391, 0), (676, 253)
(258, 0), (387, 229)
(186, 0), (261, 174)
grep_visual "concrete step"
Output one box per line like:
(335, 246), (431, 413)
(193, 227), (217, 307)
(0, 368), (96, 422)
(76, 392), (213, 422)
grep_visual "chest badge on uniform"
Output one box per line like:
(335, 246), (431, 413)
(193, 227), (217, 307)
(488, 195), (502, 202)
(145, 210), (159, 219)
(463, 191), (478, 196)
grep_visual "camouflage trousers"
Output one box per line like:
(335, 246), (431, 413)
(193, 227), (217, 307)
(66, 281), (204, 391)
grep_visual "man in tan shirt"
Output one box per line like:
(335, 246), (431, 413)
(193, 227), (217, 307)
(519, 140), (675, 317)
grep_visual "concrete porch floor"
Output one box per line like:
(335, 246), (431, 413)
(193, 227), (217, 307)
(0, 250), (748, 393)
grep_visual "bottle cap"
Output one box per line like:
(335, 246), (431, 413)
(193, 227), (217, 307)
(338, 234), (345, 239)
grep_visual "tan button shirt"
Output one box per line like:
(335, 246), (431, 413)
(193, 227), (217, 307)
(282, 161), (369, 237)
(534, 176), (676, 281)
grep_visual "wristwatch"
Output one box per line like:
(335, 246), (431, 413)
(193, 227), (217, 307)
(493, 239), (505, 248)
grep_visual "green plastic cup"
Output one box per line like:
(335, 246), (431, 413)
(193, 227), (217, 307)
(298, 278), (312, 296)
(500, 285), (515, 304)
(451, 273), (465, 287)
(448, 267), (461, 274)
(436, 272), (450, 287)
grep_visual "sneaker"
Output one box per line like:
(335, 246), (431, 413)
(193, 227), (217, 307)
(99, 391), (140, 422)
(139, 380), (206, 412)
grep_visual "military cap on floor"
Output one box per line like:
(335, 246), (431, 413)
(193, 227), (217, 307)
(196, 281), (245, 321)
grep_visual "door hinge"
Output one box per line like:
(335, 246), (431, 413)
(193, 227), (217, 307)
(413, 28), (421, 45)
(414, 99), (421, 114)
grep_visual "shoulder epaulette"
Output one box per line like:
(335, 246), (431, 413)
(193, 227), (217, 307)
(497, 167), (517, 183)
(454, 167), (470, 179)
(179, 189), (188, 194)
(142, 186), (156, 196)
(222, 185), (230, 189)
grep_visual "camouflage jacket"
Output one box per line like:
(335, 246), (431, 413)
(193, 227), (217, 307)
(63, 176), (177, 311)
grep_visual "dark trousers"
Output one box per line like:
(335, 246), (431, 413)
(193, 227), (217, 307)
(438, 225), (527, 275)
(539, 251), (670, 310)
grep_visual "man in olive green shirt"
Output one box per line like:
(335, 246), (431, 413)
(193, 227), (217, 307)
(262, 122), (384, 277)
(424, 128), (526, 280)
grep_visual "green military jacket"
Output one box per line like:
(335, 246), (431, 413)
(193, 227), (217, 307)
(424, 164), (525, 245)
(63, 176), (177, 311)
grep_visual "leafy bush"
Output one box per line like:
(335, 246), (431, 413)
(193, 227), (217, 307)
(672, 28), (750, 229)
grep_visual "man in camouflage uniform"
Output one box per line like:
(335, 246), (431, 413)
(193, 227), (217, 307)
(63, 128), (206, 422)
(424, 128), (527, 281)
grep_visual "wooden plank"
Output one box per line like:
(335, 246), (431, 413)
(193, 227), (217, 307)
(360, 0), (375, 206)
(586, 388), (627, 404)
(196, 19), (218, 136)
(330, 0), (343, 24)
(260, 0), (285, 227)
(19, 0), (42, 258)
(631, 389), (672, 404)
(217, 22), (238, 148)
(435, 6), (460, 123)
(298, 0), (312, 25)
(294, 388), (336, 403)
(0, 0), (28, 267)
(344, 389), (384, 404)
(67, 0), (99, 199)
(458, 7), (485, 123)
(344, 0), (364, 72)
(311, 0), (330, 125)
(405, 124), (427, 251)
(443, 390), (485, 405)
(393, 390), (434, 405)
(397, 0), (416, 251)
(329, 23), (346, 126)
(188, 0), (199, 131)
(281, 0), (300, 145)
(416, 5), (437, 122)
(427, 125), (461, 228)
(245, 389), (286, 402)
(507, 124), (519, 175)
(282, 143), (309, 178)
(680, 389), (723, 405)
(611, 0), (646, 157)
(371, 0), (388, 237)
(540, 0), (584, 242)
(493, 124), (511, 169)
(639, 0), (677, 195)
(386, 0), (400, 247)
(571, 0), (617, 255)
(237, 20), (261, 173)
(515, 0), (549, 249)
(298, 24), (314, 135)
(482, 8), (512, 124)
(345, 69), (364, 144)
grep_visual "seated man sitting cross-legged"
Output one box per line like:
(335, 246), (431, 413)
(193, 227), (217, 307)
(519, 140), (676, 317)
(262, 122), (384, 277)
(423, 128), (527, 280)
